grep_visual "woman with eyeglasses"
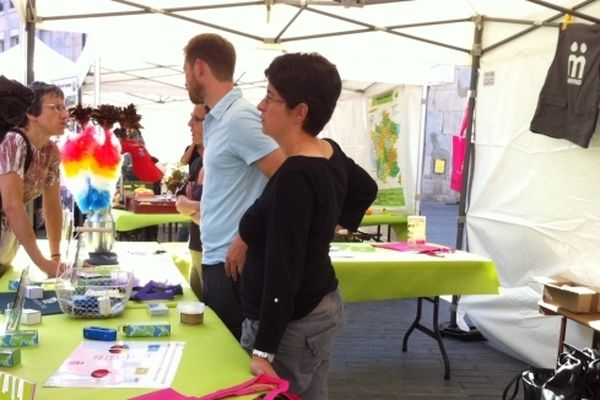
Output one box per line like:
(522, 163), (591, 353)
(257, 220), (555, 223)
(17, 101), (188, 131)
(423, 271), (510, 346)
(238, 53), (377, 399)
(0, 80), (68, 278)
(176, 103), (209, 300)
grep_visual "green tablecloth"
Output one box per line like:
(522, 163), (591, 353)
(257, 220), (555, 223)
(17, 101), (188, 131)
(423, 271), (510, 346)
(330, 243), (499, 302)
(360, 213), (408, 240)
(1, 242), (253, 399)
(5, 308), (252, 399)
(159, 242), (499, 304)
(112, 208), (404, 239)
(112, 209), (190, 232)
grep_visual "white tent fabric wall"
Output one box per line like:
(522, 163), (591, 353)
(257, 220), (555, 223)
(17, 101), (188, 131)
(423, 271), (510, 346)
(460, 15), (600, 367)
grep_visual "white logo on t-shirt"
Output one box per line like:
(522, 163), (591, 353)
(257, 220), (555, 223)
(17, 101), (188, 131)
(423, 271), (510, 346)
(567, 41), (587, 85)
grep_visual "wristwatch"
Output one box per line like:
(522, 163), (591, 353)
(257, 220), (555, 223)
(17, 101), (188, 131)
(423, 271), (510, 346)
(252, 349), (275, 363)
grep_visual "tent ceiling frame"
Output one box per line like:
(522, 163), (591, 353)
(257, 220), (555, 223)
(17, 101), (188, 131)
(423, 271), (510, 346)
(484, 0), (598, 54)
(26, 0), (600, 99)
(272, 5), (306, 42)
(526, 0), (600, 24)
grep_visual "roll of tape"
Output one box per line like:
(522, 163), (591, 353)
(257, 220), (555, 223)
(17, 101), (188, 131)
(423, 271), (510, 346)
(83, 326), (117, 341)
(180, 312), (204, 325)
(177, 302), (205, 325)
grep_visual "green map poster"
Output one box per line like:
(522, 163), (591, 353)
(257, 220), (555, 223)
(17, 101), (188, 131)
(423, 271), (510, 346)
(368, 90), (405, 207)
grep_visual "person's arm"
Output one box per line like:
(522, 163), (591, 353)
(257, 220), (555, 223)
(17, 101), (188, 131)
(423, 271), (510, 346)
(42, 182), (63, 262)
(0, 173), (61, 277)
(176, 194), (199, 217)
(255, 148), (284, 179)
(252, 169), (313, 356)
(180, 145), (196, 166)
(225, 150), (283, 280)
(338, 154), (378, 231)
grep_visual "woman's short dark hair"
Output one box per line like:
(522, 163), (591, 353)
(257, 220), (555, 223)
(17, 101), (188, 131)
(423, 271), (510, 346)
(265, 52), (341, 136)
(25, 81), (64, 118)
(184, 33), (236, 82)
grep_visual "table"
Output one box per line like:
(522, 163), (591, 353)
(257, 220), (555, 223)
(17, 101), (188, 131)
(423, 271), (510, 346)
(360, 213), (408, 241)
(113, 209), (405, 242)
(330, 243), (498, 302)
(112, 209), (190, 241)
(538, 300), (600, 362)
(330, 242), (499, 380)
(1, 243), (254, 399)
(159, 241), (499, 380)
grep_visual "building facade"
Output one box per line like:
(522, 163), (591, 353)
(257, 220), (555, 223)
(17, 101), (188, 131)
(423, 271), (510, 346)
(0, 0), (84, 61)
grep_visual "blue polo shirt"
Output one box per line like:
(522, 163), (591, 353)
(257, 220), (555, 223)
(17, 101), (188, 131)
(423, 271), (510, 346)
(200, 87), (278, 265)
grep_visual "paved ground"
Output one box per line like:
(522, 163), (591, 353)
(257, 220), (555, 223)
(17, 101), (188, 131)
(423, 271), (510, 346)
(327, 201), (528, 399)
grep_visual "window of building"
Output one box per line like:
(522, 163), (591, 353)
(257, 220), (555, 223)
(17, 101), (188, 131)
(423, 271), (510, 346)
(10, 28), (18, 47)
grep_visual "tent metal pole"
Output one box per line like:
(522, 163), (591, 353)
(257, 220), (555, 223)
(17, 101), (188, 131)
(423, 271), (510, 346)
(526, 0), (600, 25)
(299, 6), (470, 53)
(441, 16), (484, 340)
(456, 18), (483, 252)
(484, 0), (598, 54)
(25, 0), (35, 84)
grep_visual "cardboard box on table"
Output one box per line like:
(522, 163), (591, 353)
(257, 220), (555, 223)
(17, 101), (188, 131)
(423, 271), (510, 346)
(129, 195), (177, 214)
(535, 276), (600, 313)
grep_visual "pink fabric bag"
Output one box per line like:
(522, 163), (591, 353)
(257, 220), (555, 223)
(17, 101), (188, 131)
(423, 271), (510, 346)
(129, 375), (301, 400)
(196, 375), (300, 400)
(450, 106), (471, 193)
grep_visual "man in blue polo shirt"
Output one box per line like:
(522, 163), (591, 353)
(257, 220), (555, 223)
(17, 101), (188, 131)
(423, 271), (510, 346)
(183, 33), (284, 340)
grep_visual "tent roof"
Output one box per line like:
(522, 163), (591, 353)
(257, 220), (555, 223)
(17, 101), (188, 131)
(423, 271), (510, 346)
(12, 0), (595, 104)
(0, 37), (77, 84)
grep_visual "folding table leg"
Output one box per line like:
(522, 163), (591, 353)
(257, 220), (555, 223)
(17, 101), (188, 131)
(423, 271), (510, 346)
(402, 296), (451, 380)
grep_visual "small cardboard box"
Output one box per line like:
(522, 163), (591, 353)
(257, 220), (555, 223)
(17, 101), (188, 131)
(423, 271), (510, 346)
(122, 322), (171, 337)
(535, 276), (600, 313)
(0, 348), (21, 367)
(131, 196), (177, 214)
(0, 330), (39, 347)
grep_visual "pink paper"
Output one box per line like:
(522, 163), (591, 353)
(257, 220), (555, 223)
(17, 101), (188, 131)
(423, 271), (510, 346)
(129, 388), (192, 400)
(372, 242), (454, 253)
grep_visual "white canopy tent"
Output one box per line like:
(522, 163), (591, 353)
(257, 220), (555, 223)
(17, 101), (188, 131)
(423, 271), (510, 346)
(0, 37), (78, 83)
(12, 0), (600, 367)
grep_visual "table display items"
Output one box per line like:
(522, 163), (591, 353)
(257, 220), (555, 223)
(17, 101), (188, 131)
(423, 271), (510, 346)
(55, 232), (133, 319)
(1, 266), (39, 351)
(407, 215), (427, 249)
(60, 106), (123, 265)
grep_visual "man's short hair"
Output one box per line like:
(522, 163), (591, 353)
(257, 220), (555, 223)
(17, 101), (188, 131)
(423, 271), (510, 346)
(184, 33), (236, 82)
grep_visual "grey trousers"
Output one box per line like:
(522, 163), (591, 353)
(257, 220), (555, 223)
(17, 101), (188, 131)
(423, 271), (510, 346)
(241, 289), (344, 400)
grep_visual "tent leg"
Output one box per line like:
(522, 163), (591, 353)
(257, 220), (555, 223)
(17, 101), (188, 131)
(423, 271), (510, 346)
(441, 16), (485, 342)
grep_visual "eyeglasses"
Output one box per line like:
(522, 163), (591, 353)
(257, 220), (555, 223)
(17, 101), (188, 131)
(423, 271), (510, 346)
(43, 104), (67, 113)
(190, 114), (205, 123)
(262, 95), (286, 105)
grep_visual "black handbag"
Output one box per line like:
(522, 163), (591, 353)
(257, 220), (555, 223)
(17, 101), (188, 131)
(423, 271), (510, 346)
(503, 347), (600, 400)
(503, 367), (555, 400)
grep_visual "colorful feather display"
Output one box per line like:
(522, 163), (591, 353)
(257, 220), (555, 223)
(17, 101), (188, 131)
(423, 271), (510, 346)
(60, 124), (122, 214)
